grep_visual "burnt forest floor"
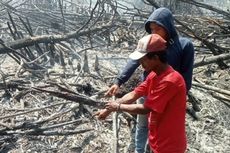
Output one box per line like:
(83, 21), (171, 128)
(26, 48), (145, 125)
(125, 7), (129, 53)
(0, 45), (229, 153)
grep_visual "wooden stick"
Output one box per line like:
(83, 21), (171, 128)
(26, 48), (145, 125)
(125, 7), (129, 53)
(33, 119), (88, 132)
(192, 81), (230, 96)
(0, 101), (72, 120)
(1, 128), (93, 136)
(112, 96), (119, 153)
(32, 87), (105, 108)
(210, 92), (230, 107)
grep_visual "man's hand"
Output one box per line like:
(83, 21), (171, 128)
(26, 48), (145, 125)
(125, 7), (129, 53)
(105, 102), (119, 112)
(94, 109), (112, 120)
(104, 84), (119, 97)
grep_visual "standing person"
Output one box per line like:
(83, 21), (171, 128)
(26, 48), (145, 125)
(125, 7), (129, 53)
(105, 7), (194, 153)
(96, 34), (187, 153)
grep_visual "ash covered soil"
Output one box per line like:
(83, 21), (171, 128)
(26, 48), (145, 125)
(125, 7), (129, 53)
(0, 46), (229, 153)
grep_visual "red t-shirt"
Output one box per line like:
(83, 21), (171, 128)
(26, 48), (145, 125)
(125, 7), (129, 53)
(134, 66), (187, 153)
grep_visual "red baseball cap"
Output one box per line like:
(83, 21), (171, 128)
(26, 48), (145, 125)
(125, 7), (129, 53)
(129, 34), (167, 60)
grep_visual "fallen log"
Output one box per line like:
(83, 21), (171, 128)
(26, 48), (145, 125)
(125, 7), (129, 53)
(0, 103), (80, 133)
(0, 23), (114, 54)
(32, 86), (105, 108)
(0, 101), (72, 120)
(0, 128), (93, 136)
(194, 53), (230, 68)
(210, 92), (230, 107)
(192, 81), (230, 96)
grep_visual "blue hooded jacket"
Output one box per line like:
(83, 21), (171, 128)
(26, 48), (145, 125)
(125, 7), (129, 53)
(114, 7), (194, 91)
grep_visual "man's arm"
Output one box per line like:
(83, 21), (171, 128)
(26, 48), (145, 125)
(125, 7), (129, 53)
(105, 59), (140, 96)
(105, 91), (150, 114)
(96, 91), (142, 120)
(115, 91), (141, 104)
(106, 103), (151, 115)
(180, 38), (194, 92)
(98, 75), (149, 120)
(114, 59), (140, 86)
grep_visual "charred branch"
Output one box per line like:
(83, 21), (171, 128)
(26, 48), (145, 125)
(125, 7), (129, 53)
(0, 23), (114, 54)
(194, 53), (230, 68)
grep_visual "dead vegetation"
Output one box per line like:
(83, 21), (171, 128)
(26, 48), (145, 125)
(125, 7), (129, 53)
(0, 0), (229, 152)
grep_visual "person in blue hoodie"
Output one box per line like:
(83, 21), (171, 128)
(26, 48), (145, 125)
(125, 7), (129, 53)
(105, 7), (194, 153)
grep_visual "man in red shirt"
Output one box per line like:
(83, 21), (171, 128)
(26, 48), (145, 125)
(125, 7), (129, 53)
(95, 34), (187, 153)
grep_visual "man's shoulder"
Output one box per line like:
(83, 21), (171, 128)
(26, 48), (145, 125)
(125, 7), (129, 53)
(179, 37), (193, 48)
(179, 36), (191, 42)
(163, 68), (184, 85)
